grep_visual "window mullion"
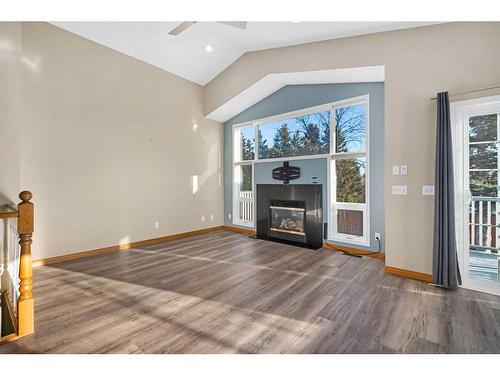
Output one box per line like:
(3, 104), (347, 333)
(469, 140), (497, 145)
(330, 106), (336, 155)
(254, 124), (259, 161)
(234, 161), (253, 166)
(331, 151), (366, 160)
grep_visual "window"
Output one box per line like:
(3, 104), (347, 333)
(257, 111), (330, 159)
(231, 95), (370, 244)
(236, 126), (255, 161)
(469, 114), (498, 197)
(330, 97), (369, 245)
(233, 126), (255, 226)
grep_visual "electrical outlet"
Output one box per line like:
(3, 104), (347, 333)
(422, 185), (435, 196)
(392, 185), (407, 195)
(228, 213), (232, 220)
(210, 214), (214, 221)
(392, 165), (400, 175)
(201, 215), (205, 222)
(375, 233), (381, 241)
(400, 165), (408, 175)
(154, 222), (160, 229)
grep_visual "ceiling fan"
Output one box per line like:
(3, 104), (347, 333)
(168, 21), (247, 36)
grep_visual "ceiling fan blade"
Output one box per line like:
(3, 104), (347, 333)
(168, 21), (196, 36)
(218, 22), (247, 30)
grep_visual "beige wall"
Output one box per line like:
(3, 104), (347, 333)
(205, 22), (500, 274)
(0, 22), (21, 204)
(20, 22), (223, 260)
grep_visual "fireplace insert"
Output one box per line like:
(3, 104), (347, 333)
(269, 200), (306, 239)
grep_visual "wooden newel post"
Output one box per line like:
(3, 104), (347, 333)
(17, 190), (34, 336)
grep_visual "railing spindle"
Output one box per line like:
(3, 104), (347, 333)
(487, 201), (492, 247)
(479, 200), (483, 247)
(471, 201), (475, 246)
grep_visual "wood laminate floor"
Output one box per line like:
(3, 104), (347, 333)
(1, 230), (499, 354)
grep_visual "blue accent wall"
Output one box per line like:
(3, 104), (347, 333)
(224, 83), (384, 252)
(254, 158), (328, 219)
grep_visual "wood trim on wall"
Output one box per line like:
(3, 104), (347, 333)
(221, 225), (256, 236)
(322, 242), (385, 260)
(32, 226), (227, 267)
(221, 227), (386, 261)
(384, 265), (433, 283)
(29, 224), (432, 285)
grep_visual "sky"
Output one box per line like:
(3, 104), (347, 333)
(239, 103), (366, 157)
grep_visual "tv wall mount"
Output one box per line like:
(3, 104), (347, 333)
(272, 161), (300, 185)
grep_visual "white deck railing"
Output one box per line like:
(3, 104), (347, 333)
(238, 191), (253, 223)
(469, 196), (500, 250)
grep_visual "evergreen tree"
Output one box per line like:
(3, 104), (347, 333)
(240, 165), (252, 192)
(240, 134), (254, 160)
(270, 123), (293, 158)
(469, 114), (498, 197)
(290, 130), (303, 156)
(319, 113), (330, 153)
(257, 128), (270, 159)
(301, 122), (321, 155)
(336, 159), (366, 203)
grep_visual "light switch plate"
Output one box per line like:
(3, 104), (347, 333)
(422, 185), (435, 196)
(400, 165), (408, 175)
(392, 165), (400, 175)
(392, 185), (408, 195)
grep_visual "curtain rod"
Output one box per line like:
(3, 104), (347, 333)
(430, 85), (500, 101)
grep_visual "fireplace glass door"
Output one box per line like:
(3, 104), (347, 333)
(270, 203), (306, 236)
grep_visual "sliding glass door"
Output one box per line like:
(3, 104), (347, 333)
(453, 95), (500, 295)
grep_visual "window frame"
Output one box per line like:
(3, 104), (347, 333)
(232, 124), (257, 227)
(231, 94), (370, 247)
(328, 95), (370, 246)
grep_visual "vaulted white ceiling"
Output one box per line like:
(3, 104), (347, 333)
(51, 22), (441, 86)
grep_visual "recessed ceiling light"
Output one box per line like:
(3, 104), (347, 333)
(291, 21), (301, 23)
(204, 44), (214, 53)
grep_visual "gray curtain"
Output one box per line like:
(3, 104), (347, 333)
(433, 91), (462, 289)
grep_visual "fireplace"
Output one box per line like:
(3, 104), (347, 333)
(269, 200), (306, 238)
(256, 184), (322, 249)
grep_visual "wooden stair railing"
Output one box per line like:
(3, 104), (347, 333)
(17, 191), (34, 336)
(0, 191), (34, 340)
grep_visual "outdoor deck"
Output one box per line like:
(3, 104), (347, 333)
(469, 250), (499, 283)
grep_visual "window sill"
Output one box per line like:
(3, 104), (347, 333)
(328, 236), (370, 248)
(232, 221), (254, 229)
